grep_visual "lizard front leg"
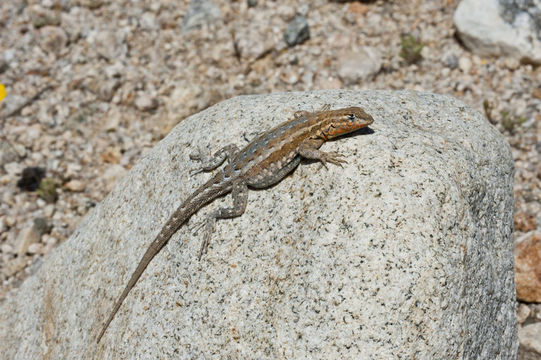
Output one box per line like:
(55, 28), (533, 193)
(298, 138), (347, 168)
(190, 144), (239, 175)
(198, 181), (248, 260)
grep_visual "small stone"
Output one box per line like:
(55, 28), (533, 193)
(181, 0), (222, 33)
(233, 23), (276, 61)
(134, 93), (159, 112)
(0, 244), (13, 254)
(536, 307), (541, 321)
(518, 323), (541, 357)
(532, 88), (541, 100)
(43, 235), (58, 246)
(0, 141), (21, 164)
(44, 204), (55, 218)
(33, 217), (52, 237)
(517, 303), (531, 324)
(103, 108), (122, 131)
(458, 56), (472, 73)
(442, 53), (458, 69)
(140, 12), (158, 31)
(515, 232), (541, 302)
(337, 47), (382, 84)
(504, 57), (520, 70)
(247, 0), (257, 7)
(104, 61), (125, 78)
(5, 162), (24, 177)
(297, 4), (310, 17)
(348, 2), (369, 15)
(27, 243), (43, 255)
(15, 227), (40, 255)
(59, 11), (81, 42)
(27, 5), (60, 28)
(41, 0), (54, 9)
(66, 163), (83, 178)
(277, 5), (296, 20)
(39, 26), (68, 54)
(514, 211), (536, 232)
(2, 257), (26, 277)
(101, 147), (122, 164)
(92, 30), (127, 60)
(23, 124), (42, 142)
(0, 175), (11, 186)
(284, 15), (310, 47)
(4, 216), (16, 227)
(64, 179), (86, 192)
(94, 78), (120, 102)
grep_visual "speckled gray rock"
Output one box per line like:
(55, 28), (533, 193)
(0, 91), (517, 359)
(454, 0), (541, 63)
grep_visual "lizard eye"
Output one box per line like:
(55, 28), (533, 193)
(347, 114), (355, 121)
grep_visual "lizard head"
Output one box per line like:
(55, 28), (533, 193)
(319, 106), (374, 140)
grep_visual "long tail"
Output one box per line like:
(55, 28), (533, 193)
(97, 175), (232, 343)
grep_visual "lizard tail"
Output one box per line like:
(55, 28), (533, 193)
(96, 214), (185, 343)
(97, 175), (232, 343)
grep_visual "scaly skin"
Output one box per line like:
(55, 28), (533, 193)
(97, 106), (374, 343)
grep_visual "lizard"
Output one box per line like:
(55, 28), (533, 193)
(96, 105), (374, 343)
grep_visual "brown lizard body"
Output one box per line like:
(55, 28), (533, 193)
(96, 105), (374, 343)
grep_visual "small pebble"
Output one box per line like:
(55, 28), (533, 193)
(15, 227), (40, 255)
(64, 180), (86, 192)
(27, 243), (43, 255)
(0, 244), (13, 254)
(134, 93), (159, 112)
(284, 15), (310, 47)
(442, 53), (458, 69)
(458, 56), (472, 73)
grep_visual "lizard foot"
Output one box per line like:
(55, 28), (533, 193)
(319, 151), (348, 169)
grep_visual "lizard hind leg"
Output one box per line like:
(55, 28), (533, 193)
(198, 182), (249, 260)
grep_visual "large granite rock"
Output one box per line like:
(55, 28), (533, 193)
(0, 90), (518, 359)
(454, 0), (541, 64)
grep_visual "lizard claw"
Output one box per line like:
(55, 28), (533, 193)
(198, 237), (209, 260)
(320, 151), (348, 168)
(192, 220), (205, 235)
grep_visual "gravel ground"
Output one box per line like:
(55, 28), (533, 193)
(0, 0), (539, 353)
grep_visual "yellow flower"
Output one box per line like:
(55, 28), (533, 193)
(0, 84), (6, 102)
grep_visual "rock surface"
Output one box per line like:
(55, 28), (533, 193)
(454, 0), (541, 63)
(0, 91), (517, 359)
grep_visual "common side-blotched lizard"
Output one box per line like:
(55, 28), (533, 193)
(97, 105), (374, 342)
